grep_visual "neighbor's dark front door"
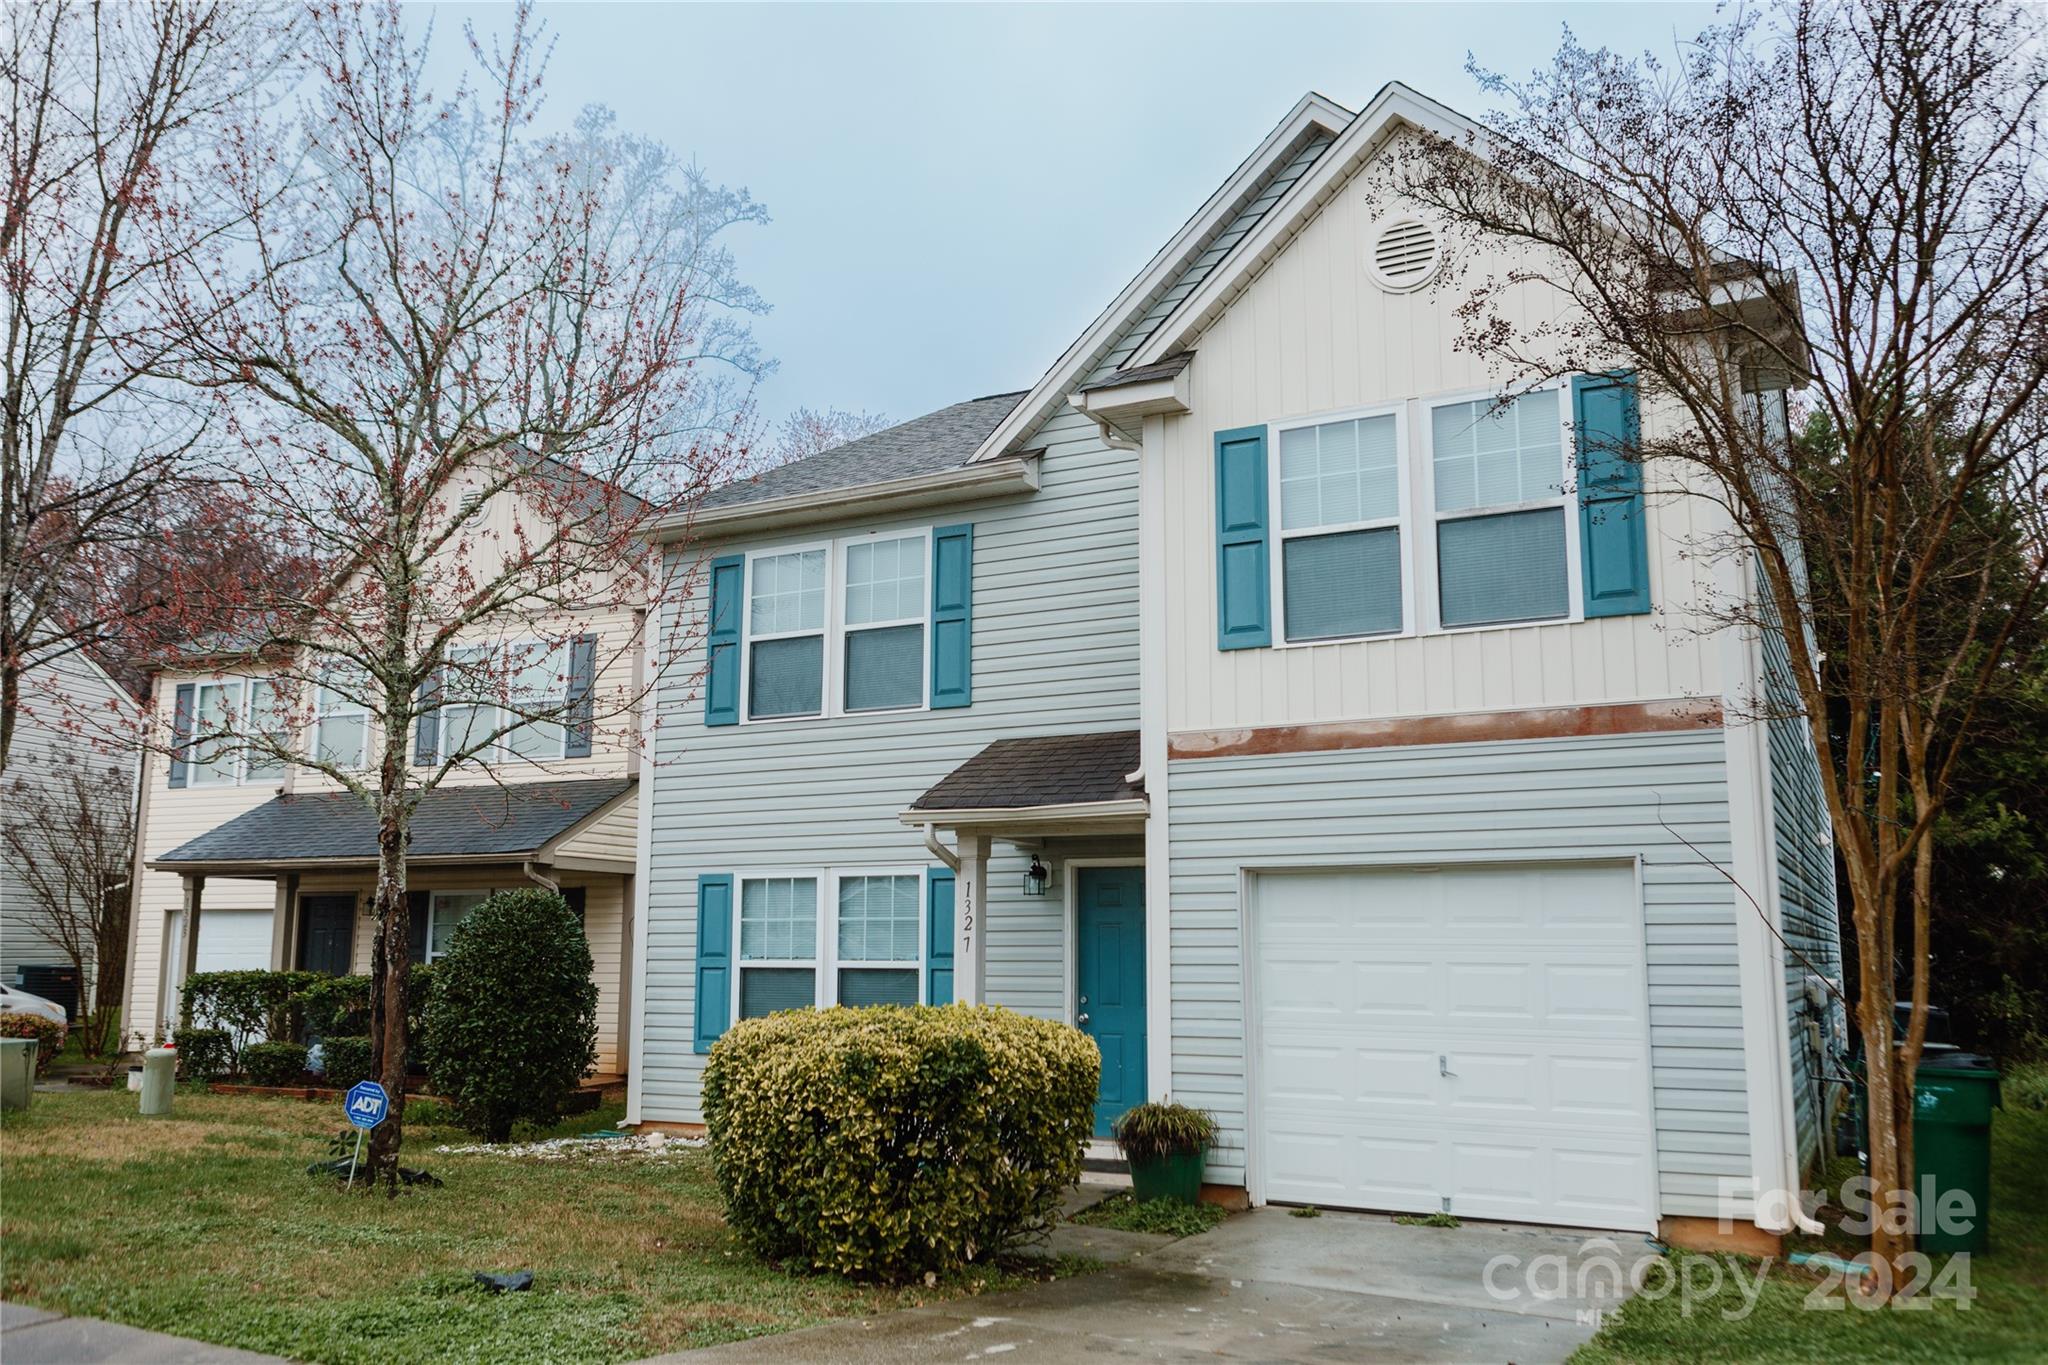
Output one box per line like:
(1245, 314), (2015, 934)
(1076, 865), (1146, 1138)
(297, 895), (355, 976)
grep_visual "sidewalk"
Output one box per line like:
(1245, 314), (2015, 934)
(0, 1302), (287, 1364)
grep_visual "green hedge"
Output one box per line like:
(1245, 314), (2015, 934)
(299, 975), (371, 1037)
(175, 1027), (233, 1082)
(0, 1012), (67, 1076)
(702, 1004), (1098, 1281)
(319, 1036), (375, 1091)
(243, 1040), (309, 1086)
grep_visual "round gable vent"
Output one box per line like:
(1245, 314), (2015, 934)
(1368, 215), (1440, 292)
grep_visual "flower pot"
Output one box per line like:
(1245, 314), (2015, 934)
(1128, 1148), (1205, 1205)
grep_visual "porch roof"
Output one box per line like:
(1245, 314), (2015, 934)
(148, 777), (635, 874)
(903, 731), (1145, 833)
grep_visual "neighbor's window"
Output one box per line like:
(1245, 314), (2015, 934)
(189, 679), (246, 786)
(747, 549), (827, 719)
(427, 890), (489, 961)
(1431, 389), (1570, 628)
(314, 667), (372, 769)
(834, 874), (922, 1006)
(1276, 411), (1404, 641)
(841, 535), (925, 712)
(504, 640), (568, 762)
(737, 876), (819, 1017)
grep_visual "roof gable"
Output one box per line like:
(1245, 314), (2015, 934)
(967, 92), (1353, 463)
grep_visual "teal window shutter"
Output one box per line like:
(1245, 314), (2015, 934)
(704, 556), (744, 726)
(1573, 373), (1652, 617)
(563, 633), (597, 757)
(167, 682), (196, 787)
(929, 524), (973, 708)
(1214, 426), (1272, 649)
(694, 874), (734, 1052)
(925, 867), (956, 1004)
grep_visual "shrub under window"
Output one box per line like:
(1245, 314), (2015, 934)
(702, 1003), (1098, 1282)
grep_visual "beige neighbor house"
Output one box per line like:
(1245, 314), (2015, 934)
(121, 471), (645, 1080)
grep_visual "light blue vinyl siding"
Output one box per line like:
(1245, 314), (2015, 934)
(1166, 729), (1752, 1218)
(1760, 592), (1845, 1171)
(640, 403), (1139, 1122)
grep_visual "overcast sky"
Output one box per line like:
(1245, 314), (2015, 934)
(431, 2), (1718, 433)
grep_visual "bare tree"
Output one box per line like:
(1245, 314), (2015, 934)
(767, 406), (891, 467)
(0, 0), (298, 768)
(2, 762), (134, 1056)
(1400, 0), (2048, 1284)
(125, 0), (754, 1188)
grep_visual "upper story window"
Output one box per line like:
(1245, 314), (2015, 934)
(1429, 389), (1570, 628)
(1275, 409), (1405, 641)
(743, 531), (930, 722)
(185, 677), (290, 786)
(429, 639), (574, 764)
(315, 669), (372, 770)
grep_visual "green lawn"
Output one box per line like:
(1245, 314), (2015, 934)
(0, 1089), (1073, 1362)
(1576, 1064), (2048, 1363)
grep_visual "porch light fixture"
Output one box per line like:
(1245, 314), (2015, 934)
(1024, 856), (1050, 897)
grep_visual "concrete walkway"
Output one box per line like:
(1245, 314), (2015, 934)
(644, 1205), (1653, 1364)
(0, 1302), (286, 1364)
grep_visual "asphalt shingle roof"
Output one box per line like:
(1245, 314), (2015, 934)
(703, 392), (1027, 510)
(910, 731), (1142, 812)
(1077, 351), (1195, 393)
(154, 777), (633, 866)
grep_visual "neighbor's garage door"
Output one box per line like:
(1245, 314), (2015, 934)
(191, 909), (274, 973)
(1253, 863), (1656, 1232)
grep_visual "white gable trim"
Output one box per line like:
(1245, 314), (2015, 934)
(1129, 83), (1490, 370)
(966, 92), (1353, 464)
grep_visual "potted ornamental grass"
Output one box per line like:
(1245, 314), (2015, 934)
(1112, 1100), (1217, 1205)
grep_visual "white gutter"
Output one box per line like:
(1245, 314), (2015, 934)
(922, 822), (959, 873)
(898, 798), (1149, 829)
(652, 455), (1041, 542)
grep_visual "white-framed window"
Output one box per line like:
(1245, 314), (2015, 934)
(732, 868), (928, 1018)
(188, 679), (246, 786)
(746, 546), (828, 720)
(426, 890), (490, 961)
(315, 668), (372, 770)
(741, 529), (931, 723)
(736, 875), (821, 1018)
(1271, 405), (1409, 643)
(1426, 387), (1576, 629)
(243, 678), (290, 781)
(429, 639), (571, 763)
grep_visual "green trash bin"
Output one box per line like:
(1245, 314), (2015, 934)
(1913, 1053), (2001, 1255)
(1851, 1051), (2002, 1255)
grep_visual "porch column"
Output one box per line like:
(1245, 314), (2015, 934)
(180, 875), (205, 983)
(954, 833), (990, 1004)
(268, 873), (300, 972)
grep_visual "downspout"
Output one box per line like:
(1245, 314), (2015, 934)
(1067, 395), (1140, 453)
(522, 862), (561, 895)
(922, 822), (959, 873)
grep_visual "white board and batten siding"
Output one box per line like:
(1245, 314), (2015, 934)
(637, 407), (1141, 1125)
(1168, 729), (1752, 1220)
(1153, 125), (1733, 736)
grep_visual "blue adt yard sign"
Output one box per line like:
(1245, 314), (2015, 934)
(345, 1080), (390, 1129)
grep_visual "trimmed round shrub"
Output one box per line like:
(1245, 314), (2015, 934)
(702, 1004), (1099, 1281)
(242, 1040), (310, 1086)
(318, 1035), (375, 1091)
(174, 1026), (233, 1082)
(0, 1011), (67, 1076)
(422, 888), (596, 1140)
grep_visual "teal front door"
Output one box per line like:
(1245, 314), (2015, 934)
(1076, 865), (1146, 1137)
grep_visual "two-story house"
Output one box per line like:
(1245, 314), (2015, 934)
(122, 472), (644, 1078)
(631, 84), (1843, 1251)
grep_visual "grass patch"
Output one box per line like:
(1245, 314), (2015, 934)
(1, 1090), (1079, 1362)
(1574, 1061), (2048, 1363)
(1070, 1191), (1228, 1238)
(1394, 1212), (1462, 1228)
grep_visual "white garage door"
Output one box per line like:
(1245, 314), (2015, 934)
(190, 910), (274, 973)
(1254, 863), (1656, 1232)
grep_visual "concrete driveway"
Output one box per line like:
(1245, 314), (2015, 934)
(651, 1205), (1653, 1364)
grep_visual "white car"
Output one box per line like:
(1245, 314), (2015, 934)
(0, 983), (67, 1028)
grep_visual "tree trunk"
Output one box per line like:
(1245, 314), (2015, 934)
(1851, 874), (1914, 1295)
(91, 887), (128, 1058)
(0, 651), (18, 774)
(365, 799), (411, 1192)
